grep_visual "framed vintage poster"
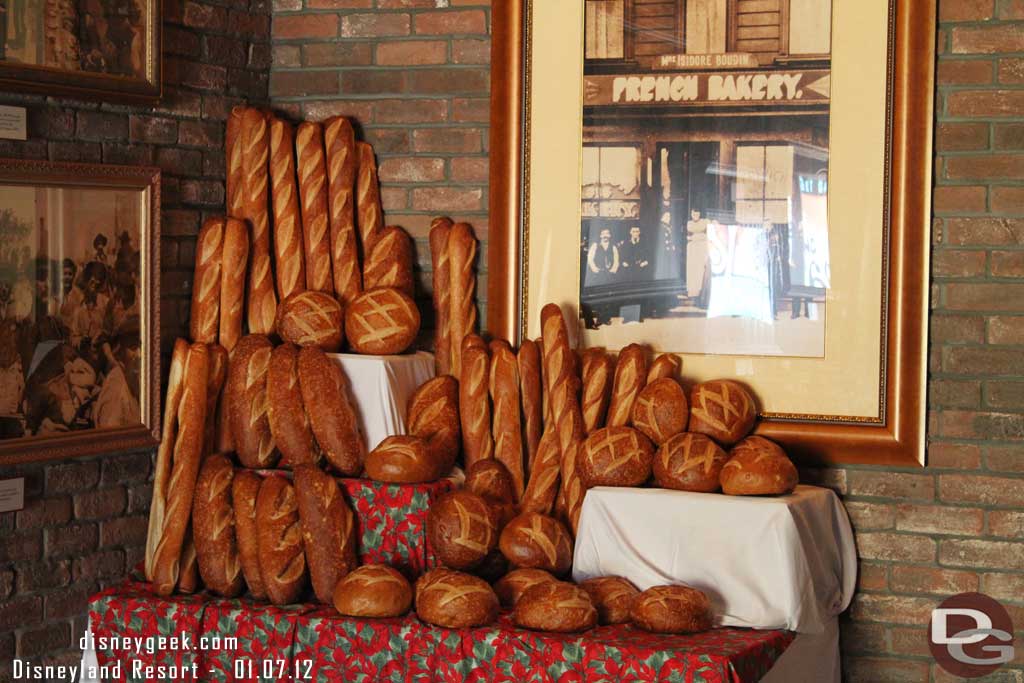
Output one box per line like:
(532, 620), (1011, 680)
(0, 0), (161, 103)
(488, 0), (934, 466)
(0, 159), (160, 464)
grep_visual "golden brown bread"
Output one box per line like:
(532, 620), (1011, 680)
(465, 459), (516, 504)
(720, 435), (798, 495)
(519, 428), (561, 515)
(202, 344), (228, 457)
(333, 565), (413, 618)
(489, 340), (524, 498)
(266, 344), (318, 468)
(255, 474), (307, 605)
(631, 377), (689, 445)
(647, 354), (681, 383)
(225, 107), (245, 218)
(294, 464), (358, 603)
(295, 121), (335, 295)
(493, 568), (557, 608)
(191, 454), (244, 597)
(217, 217), (249, 354)
(363, 225), (415, 298)
(606, 344), (648, 428)
(581, 348), (614, 435)
(365, 435), (446, 483)
(323, 116), (362, 306)
(415, 568), (499, 628)
(579, 426), (654, 488)
(448, 222), (478, 377)
(459, 340), (493, 469)
(654, 432), (729, 493)
(275, 290), (344, 352)
(631, 585), (713, 634)
(689, 379), (757, 446)
(513, 581), (597, 633)
(356, 142), (386, 257)
(428, 217), (454, 376)
(231, 470), (266, 599)
(427, 490), (499, 570)
(268, 118), (307, 301)
(176, 529), (199, 594)
(226, 335), (279, 469)
(190, 217), (224, 344)
(406, 375), (460, 467)
(297, 346), (365, 476)
(517, 339), (544, 472)
(498, 512), (573, 576)
(579, 576), (640, 625)
(345, 287), (420, 355)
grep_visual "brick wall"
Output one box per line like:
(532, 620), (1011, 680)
(0, 0), (270, 676)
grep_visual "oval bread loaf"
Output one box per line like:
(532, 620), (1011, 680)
(231, 470), (266, 599)
(415, 568), (499, 628)
(654, 432), (728, 493)
(294, 464), (358, 603)
(720, 435), (798, 496)
(333, 564), (413, 618)
(579, 576), (640, 625)
(631, 585), (713, 634)
(631, 377), (689, 445)
(498, 512), (573, 576)
(365, 435), (446, 484)
(579, 426), (654, 488)
(255, 475), (307, 605)
(406, 375), (460, 467)
(266, 344), (317, 468)
(689, 379), (757, 446)
(191, 454), (244, 597)
(493, 568), (557, 609)
(297, 346), (365, 476)
(427, 490), (498, 570)
(513, 581), (597, 633)
(465, 459), (516, 504)
(275, 291), (344, 352)
(227, 335), (278, 469)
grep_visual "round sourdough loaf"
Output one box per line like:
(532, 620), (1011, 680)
(333, 564), (412, 618)
(498, 512), (573, 576)
(513, 581), (597, 633)
(631, 585), (713, 634)
(427, 490), (498, 570)
(275, 290), (344, 352)
(579, 576), (640, 625)
(579, 426), (654, 488)
(415, 568), (499, 628)
(365, 435), (447, 483)
(653, 432), (729, 493)
(345, 287), (420, 355)
(720, 435), (798, 496)
(631, 378), (689, 445)
(493, 568), (557, 608)
(688, 379), (756, 446)
(405, 375), (460, 466)
(465, 459), (517, 504)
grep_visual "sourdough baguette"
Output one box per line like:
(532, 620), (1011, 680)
(459, 337), (493, 469)
(295, 121), (334, 295)
(189, 218), (224, 344)
(267, 344), (318, 467)
(192, 453), (244, 597)
(217, 217), (249, 354)
(225, 107), (245, 218)
(294, 464), (358, 603)
(647, 354), (680, 383)
(297, 346), (365, 476)
(363, 225), (414, 298)
(428, 217), (454, 376)
(323, 116), (362, 306)
(519, 428), (561, 515)
(268, 117), (307, 301)
(176, 529), (199, 594)
(448, 222), (478, 377)
(203, 344), (228, 457)
(356, 142), (385, 257)
(581, 348), (613, 435)
(607, 344), (648, 428)
(489, 340), (524, 499)
(518, 339), (544, 473)
(227, 335), (279, 469)
(231, 470), (266, 599)
(255, 474), (307, 605)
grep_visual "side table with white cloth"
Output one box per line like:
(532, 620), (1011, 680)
(572, 484), (857, 682)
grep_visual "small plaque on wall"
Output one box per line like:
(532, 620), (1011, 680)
(0, 478), (25, 512)
(0, 105), (27, 140)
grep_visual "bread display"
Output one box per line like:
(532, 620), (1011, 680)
(689, 379), (757, 446)
(202, 344), (228, 457)
(465, 459), (516, 504)
(363, 225), (414, 298)
(459, 339), (493, 468)
(448, 222), (478, 377)
(579, 426), (654, 488)
(297, 346), (364, 476)
(631, 585), (713, 634)
(647, 354), (681, 383)
(654, 432), (729, 493)
(255, 474), (307, 605)
(191, 454), (244, 597)
(581, 348), (614, 435)
(498, 512), (573, 576)
(517, 339), (544, 471)
(323, 116), (362, 306)
(489, 341), (525, 498)
(295, 121), (334, 295)
(267, 344), (317, 468)
(427, 490), (498, 570)
(513, 581), (597, 633)
(333, 565), (413, 618)
(631, 377), (689, 445)
(365, 435), (446, 483)
(294, 464), (358, 603)
(406, 375), (460, 466)
(268, 117), (307, 301)
(415, 568), (499, 629)
(579, 576), (639, 625)
(606, 344), (648, 428)
(720, 436), (798, 496)
(275, 290), (344, 352)
(231, 470), (266, 600)
(356, 142), (385, 257)
(519, 429), (561, 515)
(493, 568), (556, 608)
(428, 217), (454, 376)
(226, 335), (279, 469)
(345, 287), (420, 355)
(189, 217), (224, 344)
(217, 217), (249, 354)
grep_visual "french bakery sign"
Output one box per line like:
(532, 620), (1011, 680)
(584, 70), (830, 106)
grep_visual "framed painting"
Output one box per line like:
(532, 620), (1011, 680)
(0, 159), (160, 464)
(0, 0), (161, 104)
(488, 0), (935, 466)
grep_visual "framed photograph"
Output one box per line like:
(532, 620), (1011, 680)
(0, 159), (160, 465)
(0, 0), (161, 103)
(488, 0), (935, 466)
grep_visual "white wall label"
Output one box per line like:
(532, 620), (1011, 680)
(0, 105), (27, 140)
(0, 477), (25, 513)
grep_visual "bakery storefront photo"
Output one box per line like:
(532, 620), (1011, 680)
(0, 0), (1022, 681)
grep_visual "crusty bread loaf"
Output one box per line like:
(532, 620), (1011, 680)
(631, 377), (689, 445)
(295, 121), (335, 295)
(498, 512), (573, 576)
(333, 564), (413, 618)
(275, 290), (344, 352)
(428, 217), (454, 376)
(406, 375), (460, 468)
(654, 432), (728, 493)
(297, 346), (365, 476)
(225, 107), (245, 217)
(579, 576), (640, 625)
(176, 529), (200, 594)
(202, 344), (228, 457)
(364, 435), (446, 483)
(720, 436), (798, 496)
(415, 568), (499, 629)
(192, 453), (244, 597)
(513, 581), (597, 633)
(356, 142), (385, 258)
(267, 344), (317, 468)
(427, 490), (498, 570)
(323, 116), (362, 306)
(493, 568), (556, 608)
(345, 287), (420, 355)
(255, 474), (307, 605)
(647, 353), (680, 383)
(517, 339), (544, 472)
(190, 217), (224, 344)
(465, 459), (516, 504)
(448, 223), (478, 377)
(489, 340), (524, 499)
(519, 428), (561, 515)
(581, 348), (613, 435)
(268, 118), (307, 301)
(579, 426), (654, 488)
(231, 469), (266, 599)
(217, 217), (249, 354)
(226, 335), (279, 469)
(294, 464), (358, 603)
(363, 225), (414, 298)
(631, 585), (713, 634)
(606, 343), (648, 428)
(689, 379), (757, 446)
(459, 340), (493, 469)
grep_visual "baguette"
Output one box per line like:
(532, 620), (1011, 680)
(203, 344), (228, 457)
(459, 336), (493, 469)
(356, 142), (385, 257)
(217, 217), (249, 354)
(581, 348), (614, 435)
(176, 529), (199, 594)
(231, 470), (266, 599)
(225, 107), (245, 219)
(363, 225), (414, 298)
(294, 464), (358, 603)
(647, 353), (681, 383)
(189, 218), (224, 344)
(266, 343), (317, 467)
(226, 335), (279, 469)
(489, 341), (524, 499)
(192, 453), (244, 597)
(518, 339), (543, 473)
(520, 428), (561, 515)
(256, 475), (307, 605)
(448, 222), (478, 377)
(268, 117), (307, 301)
(429, 217), (454, 376)
(607, 344), (648, 428)
(295, 121), (334, 295)
(323, 116), (362, 306)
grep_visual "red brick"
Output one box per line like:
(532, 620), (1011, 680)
(45, 461), (100, 495)
(946, 217), (1024, 245)
(998, 56), (1024, 83)
(127, 483), (153, 514)
(981, 574), (1024, 607)
(45, 523), (97, 557)
(379, 157), (446, 183)
(381, 187), (408, 212)
(946, 283), (1024, 310)
(839, 622), (888, 654)
(452, 38), (490, 64)
(940, 0), (995, 20)
(0, 533), (42, 563)
(932, 248), (987, 276)
(43, 584), (93, 620)
(927, 442), (982, 469)
(888, 627), (931, 658)
(849, 594), (937, 624)
(405, 67), (489, 94)
(0, 570), (11, 599)
(341, 13), (410, 37)
(377, 0), (434, 6)
(940, 538), (1024, 569)
(987, 444), (1024, 472)
(129, 115), (177, 144)
(339, 69), (405, 94)
(946, 154), (1024, 179)
(376, 40), (447, 65)
(844, 501), (895, 530)
(931, 379), (982, 409)
(994, 123), (1024, 150)
(930, 314), (986, 343)
(856, 532), (936, 563)
(987, 380), (1024, 408)
(306, 0), (370, 6)
(413, 127), (482, 153)
(270, 70), (339, 97)
(895, 503), (985, 535)
(372, 98), (447, 124)
(15, 497), (71, 530)
(173, 60), (227, 91)
(103, 143), (154, 166)
(945, 346), (1024, 376)
(952, 25), (1024, 53)
(178, 120), (223, 147)
(73, 549), (126, 582)
(846, 657), (930, 683)
(412, 187), (484, 212)
(301, 42), (372, 67)
(795, 467), (848, 494)
(999, 0), (1024, 17)
(948, 89), (1024, 117)
(360, 128), (411, 153)
(0, 596), (42, 631)
(988, 510), (1024, 538)
(100, 515), (149, 548)
(157, 147), (203, 177)
(937, 58), (994, 85)
(100, 451), (152, 486)
(990, 315), (1024, 344)
(274, 44), (301, 67)
(301, 100), (375, 122)
(451, 157), (488, 183)
(857, 563), (888, 591)
(847, 471), (934, 500)
(934, 186), (988, 215)
(74, 487), (127, 520)
(275, 13), (339, 39)
(415, 9), (486, 35)
(991, 187), (1024, 216)
(15, 560), (71, 592)
(452, 97), (489, 122)
(941, 473), (1024, 506)
(17, 622), (71, 659)
(183, 1), (227, 30)
(891, 566), (979, 595)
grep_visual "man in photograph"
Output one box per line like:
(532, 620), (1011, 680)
(586, 227), (620, 285)
(618, 225), (650, 282)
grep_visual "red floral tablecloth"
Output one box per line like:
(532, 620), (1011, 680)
(89, 582), (794, 683)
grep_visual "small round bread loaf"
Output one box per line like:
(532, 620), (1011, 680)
(720, 436), (798, 496)
(465, 459), (516, 504)
(406, 375), (460, 466)
(579, 426), (654, 488)
(427, 490), (498, 570)
(345, 287), (420, 355)
(275, 290), (344, 352)
(513, 581), (597, 633)
(631, 378), (689, 445)
(630, 585), (713, 634)
(415, 568), (499, 628)
(579, 576), (640, 625)
(498, 513), (573, 576)
(333, 564), (412, 618)
(493, 568), (557, 608)
(689, 379), (757, 446)
(653, 432), (729, 493)
(365, 435), (447, 484)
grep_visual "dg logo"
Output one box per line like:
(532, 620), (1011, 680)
(929, 592), (1016, 678)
